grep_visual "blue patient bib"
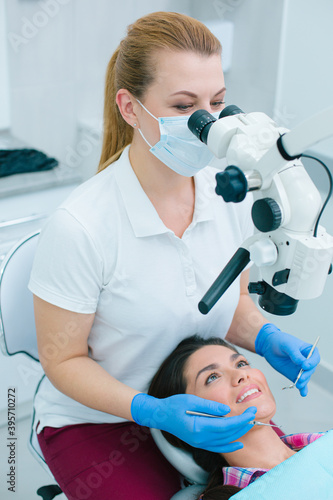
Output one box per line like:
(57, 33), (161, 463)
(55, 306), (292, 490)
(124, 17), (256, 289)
(232, 430), (333, 499)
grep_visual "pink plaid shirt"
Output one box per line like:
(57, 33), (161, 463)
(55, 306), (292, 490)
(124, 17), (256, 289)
(222, 432), (324, 489)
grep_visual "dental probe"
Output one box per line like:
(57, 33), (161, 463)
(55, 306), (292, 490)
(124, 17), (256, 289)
(185, 410), (282, 428)
(282, 336), (320, 390)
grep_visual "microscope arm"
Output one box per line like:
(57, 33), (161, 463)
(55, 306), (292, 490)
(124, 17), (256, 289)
(282, 105), (333, 157)
(258, 105), (333, 189)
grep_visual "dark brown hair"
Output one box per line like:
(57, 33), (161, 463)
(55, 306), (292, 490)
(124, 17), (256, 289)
(148, 335), (242, 499)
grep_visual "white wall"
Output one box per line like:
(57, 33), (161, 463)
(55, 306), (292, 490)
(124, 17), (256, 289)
(191, 0), (284, 115)
(0, 0), (10, 129)
(275, 0), (333, 129)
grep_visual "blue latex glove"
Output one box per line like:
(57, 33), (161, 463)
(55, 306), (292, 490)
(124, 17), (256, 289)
(255, 323), (320, 397)
(131, 393), (256, 453)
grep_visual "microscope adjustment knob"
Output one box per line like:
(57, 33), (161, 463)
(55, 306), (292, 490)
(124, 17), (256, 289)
(251, 198), (282, 232)
(248, 281), (266, 295)
(215, 166), (248, 203)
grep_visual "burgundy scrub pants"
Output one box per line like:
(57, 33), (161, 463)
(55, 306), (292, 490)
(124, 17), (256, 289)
(37, 421), (182, 500)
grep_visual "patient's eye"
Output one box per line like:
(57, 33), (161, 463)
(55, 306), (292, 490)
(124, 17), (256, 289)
(237, 359), (250, 368)
(206, 373), (219, 385)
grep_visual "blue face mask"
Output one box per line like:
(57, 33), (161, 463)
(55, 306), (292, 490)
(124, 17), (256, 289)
(137, 100), (219, 177)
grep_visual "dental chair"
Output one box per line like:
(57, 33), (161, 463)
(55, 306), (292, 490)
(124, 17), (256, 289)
(0, 231), (64, 500)
(151, 428), (208, 499)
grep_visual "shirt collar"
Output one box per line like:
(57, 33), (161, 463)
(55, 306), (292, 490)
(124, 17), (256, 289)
(192, 169), (215, 224)
(222, 466), (267, 489)
(114, 145), (214, 238)
(222, 432), (324, 489)
(114, 146), (170, 238)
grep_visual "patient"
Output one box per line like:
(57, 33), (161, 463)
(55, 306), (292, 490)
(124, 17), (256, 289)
(148, 335), (324, 499)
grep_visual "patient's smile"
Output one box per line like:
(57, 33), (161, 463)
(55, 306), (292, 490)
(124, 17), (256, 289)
(236, 385), (262, 404)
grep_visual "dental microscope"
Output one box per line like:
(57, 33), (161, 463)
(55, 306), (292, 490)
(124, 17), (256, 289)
(188, 105), (333, 316)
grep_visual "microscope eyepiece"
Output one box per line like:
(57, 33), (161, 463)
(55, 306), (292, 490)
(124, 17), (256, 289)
(219, 105), (244, 119)
(188, 105), (245, 145)
(187, 110), (217, 145)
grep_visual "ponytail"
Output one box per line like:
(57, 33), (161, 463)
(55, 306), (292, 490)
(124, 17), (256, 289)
(98, 47), (133, 171)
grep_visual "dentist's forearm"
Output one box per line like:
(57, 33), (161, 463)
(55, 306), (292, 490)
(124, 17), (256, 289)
(34, 296), (140, 421)
(44, 355), (139, 421)
(226, 270), (266, 352)
(226, 294), (266, 351)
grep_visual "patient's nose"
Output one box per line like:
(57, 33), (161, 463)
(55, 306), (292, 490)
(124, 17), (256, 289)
(231, 369), (250, 386)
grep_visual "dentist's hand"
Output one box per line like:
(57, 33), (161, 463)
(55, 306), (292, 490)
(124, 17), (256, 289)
(131, 393), (256, 453)
(255, 323), (320, 396)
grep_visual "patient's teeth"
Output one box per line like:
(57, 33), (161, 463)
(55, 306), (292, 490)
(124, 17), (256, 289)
(237, 388), (259, 403)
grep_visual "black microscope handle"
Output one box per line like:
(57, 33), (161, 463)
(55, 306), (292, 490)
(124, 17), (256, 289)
(198, 248), (251, 315)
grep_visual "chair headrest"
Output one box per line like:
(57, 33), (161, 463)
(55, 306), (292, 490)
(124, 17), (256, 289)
(0, 231), (40, 360)
(150, 428), (209, 485)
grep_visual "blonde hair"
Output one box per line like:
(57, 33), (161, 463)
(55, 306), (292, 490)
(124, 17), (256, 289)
(97, 11), (222, 172)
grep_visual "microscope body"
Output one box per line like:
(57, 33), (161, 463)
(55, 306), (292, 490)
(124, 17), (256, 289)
(189, 106), (333, 315)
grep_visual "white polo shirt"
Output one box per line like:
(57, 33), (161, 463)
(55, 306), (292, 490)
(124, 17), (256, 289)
(28, 145), (253, 430)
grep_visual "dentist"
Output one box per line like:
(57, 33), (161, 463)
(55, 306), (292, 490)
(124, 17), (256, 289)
(29, 11), (320, 500)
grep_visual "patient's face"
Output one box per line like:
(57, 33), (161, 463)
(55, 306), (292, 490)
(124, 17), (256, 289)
(184, 345), (276, 422)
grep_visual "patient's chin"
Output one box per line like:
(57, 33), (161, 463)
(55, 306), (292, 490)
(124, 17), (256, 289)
(255, 402), (276, 422)
(232, 398), (276, 422)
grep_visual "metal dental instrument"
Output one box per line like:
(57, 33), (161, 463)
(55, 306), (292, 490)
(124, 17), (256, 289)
(185, 410), (282, 428)
(282, 336), (320, 390)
